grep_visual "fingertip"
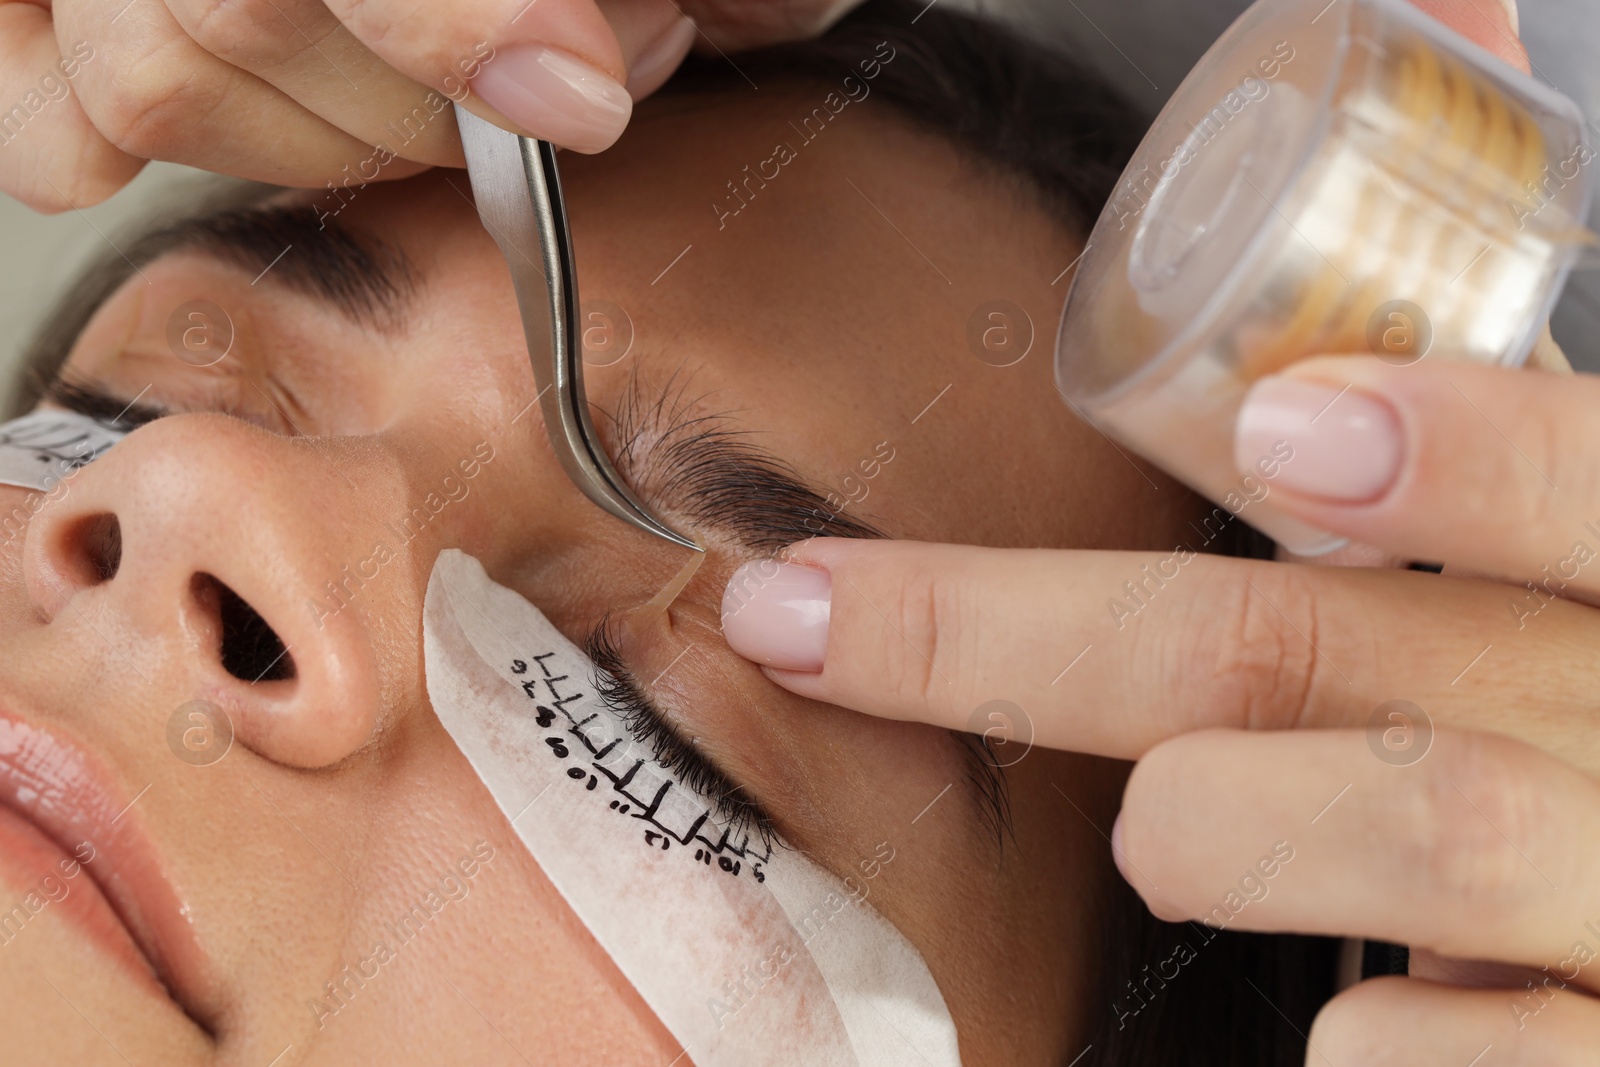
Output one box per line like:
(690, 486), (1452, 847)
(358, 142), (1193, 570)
(470, 43), (632, 152)
(1, 134), (144, 214)
(624, 16), (696, 100)
(759, 663), (829, 695)
(1234, 374), (1405, 505)
(719, 559), (830, 671)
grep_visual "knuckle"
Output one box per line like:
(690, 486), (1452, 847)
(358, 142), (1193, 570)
(1398, 733), (1553, 916)
(324, 0), (405, 56)
(1187, 565), (1320, 731)
(874, 564), (969, 714)
(91, 52), (223, 159)
(0, 135), (118, 212)
(877, 567), (942, 708)
(1515, 411), (1575, 530)
(1445, 378), (1600, 540)
(2, 174), (75, 215)
(180, 0), (302, 66)
(326, 0), (497, 83)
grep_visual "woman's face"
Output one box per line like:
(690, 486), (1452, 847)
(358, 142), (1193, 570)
(0, 88), (1202, 1065)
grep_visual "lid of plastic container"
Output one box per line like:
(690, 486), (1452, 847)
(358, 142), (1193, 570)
(1056, 0), (1351, 401)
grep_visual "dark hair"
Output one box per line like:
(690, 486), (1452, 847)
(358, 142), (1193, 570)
(663, 3), (1337, 1064)
(659, 0), (1148, 239)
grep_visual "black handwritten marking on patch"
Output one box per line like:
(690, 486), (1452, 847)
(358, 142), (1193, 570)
(513, 656), (770, 883)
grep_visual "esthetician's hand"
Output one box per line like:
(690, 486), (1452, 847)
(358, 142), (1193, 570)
(718, 353), (1600, 1060)
(0, 0), (863, 212)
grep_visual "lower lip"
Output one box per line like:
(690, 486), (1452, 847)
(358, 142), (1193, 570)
(0, 797), (163, 992)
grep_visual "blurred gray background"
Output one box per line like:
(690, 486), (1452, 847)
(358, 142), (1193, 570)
(1, 0), (1596, 402)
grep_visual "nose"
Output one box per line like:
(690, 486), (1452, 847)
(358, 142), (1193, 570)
(21, 415), (384, 768)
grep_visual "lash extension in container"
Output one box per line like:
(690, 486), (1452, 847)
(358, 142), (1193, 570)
(1056, 0), (1596, 555)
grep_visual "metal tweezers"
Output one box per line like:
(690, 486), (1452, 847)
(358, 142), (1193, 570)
(456, 105), (700, 552)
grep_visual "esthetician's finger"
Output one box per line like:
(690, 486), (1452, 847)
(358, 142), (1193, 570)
(719, 539), (1600, 769)
(161, 0), (689, 168)
(157, 0), (478, 169)
(1235, 356), (1600, 600)
(1116, 727), (1600, 985)
(319, 0), (633, 153)
(1412, 0), (1529, 73)
(597, 0), (698, 100)
(0, 6), (142, 212)
(682, 0), (862, 50)
(1309, 978), (1600, 1066)
(51, 0), (418, 198)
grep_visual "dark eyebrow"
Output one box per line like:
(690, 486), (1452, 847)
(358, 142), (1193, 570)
(9, 198), (419, 419)
(605, 369), (885, 553)
(155, 204), (416, 329)
(143, 204), (421, 332)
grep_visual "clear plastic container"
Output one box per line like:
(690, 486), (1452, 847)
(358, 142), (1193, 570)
(1055, 0), (1595, 555)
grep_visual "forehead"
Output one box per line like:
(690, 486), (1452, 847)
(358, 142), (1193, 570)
(330, 87), (1072, 331)
(326, 90), (1072, 382)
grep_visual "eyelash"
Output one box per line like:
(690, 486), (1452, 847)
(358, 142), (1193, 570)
(585, 617), (776, 848)
(45, 377), (283, 436)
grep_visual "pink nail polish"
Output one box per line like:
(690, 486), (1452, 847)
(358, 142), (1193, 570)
(471, 44), (632, 154)
(1235, 378), (1404, 503)
(720, 561), (831, 672)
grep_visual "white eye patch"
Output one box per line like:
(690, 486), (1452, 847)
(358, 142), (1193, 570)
(424, 550), (961, 1067)
(0, 411), (127, 492)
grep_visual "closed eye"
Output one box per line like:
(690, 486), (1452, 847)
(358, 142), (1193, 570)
(45, 376), (297, 437)
(584, 615), (777, 848)
(44, 379), (170, 430)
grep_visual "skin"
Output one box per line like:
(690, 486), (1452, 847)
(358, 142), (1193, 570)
(0, 89), (1206, 1065)
(0, 0), (1555, 1060)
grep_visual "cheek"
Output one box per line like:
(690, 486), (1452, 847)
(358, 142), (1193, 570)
(298, 840), (682, 1062)
(335, 744), (682, 1060)
(446, 833), (683, 1058)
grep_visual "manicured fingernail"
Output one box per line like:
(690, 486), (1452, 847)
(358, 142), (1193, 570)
(1235, 378), (1404, 503)
(720, 561), (831, 672)
(625, 17), (697, 99)
(471, 44), (632, 153)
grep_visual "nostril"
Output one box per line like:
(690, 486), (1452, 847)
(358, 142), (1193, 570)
(49, 513), (122, 588)
(192, 574), (296, 683)
(83, 515), (122, 581)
